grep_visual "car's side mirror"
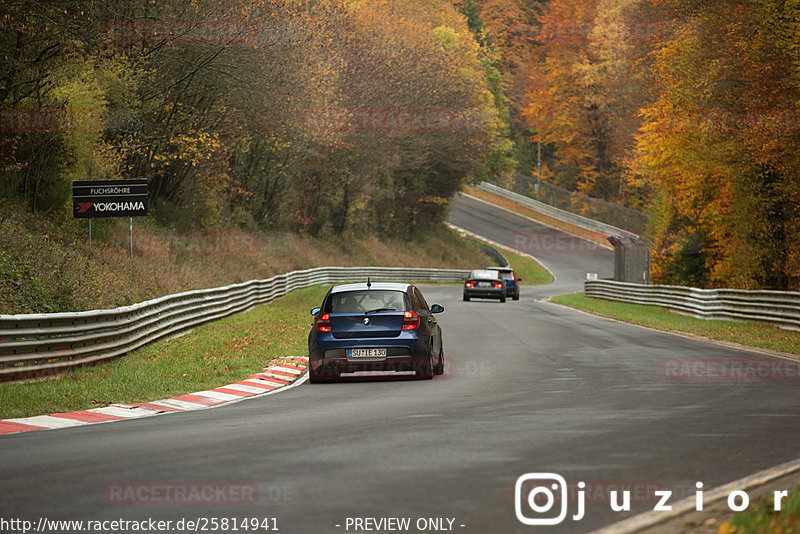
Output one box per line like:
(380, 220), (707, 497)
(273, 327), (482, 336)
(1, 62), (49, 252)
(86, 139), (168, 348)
(517, 277), (523, 282)
(430, 304), (445, 314)
(310, 307), (321, 316)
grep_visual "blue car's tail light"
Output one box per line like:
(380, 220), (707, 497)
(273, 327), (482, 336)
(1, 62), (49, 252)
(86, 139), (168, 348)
(402, 310), (420, 331)
(316, 313), (332, 332)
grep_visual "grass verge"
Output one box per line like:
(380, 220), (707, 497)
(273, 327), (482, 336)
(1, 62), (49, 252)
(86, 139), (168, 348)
(0, 286), (327, 419)
(501, 247), (553, 286)
(724, 484), (800, 533)
(550, 293), (800, 355)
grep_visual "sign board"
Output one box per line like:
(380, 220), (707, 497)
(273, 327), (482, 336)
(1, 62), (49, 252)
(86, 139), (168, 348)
(72, 179), (148, 218)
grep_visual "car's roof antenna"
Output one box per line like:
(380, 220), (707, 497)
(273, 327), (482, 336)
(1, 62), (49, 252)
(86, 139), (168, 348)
(367, 277), (371, 289)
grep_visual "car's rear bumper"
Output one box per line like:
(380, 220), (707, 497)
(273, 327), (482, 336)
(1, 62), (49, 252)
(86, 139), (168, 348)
(309, 335), (428, 374)
(310, 354), (426, 375)
(464, 287), (505, 299)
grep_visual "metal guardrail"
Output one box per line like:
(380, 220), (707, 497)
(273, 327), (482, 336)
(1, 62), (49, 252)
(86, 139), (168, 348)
(0, 267), (469, 381)
(480, 244), (509, 268)
(478, 182), (636, 238)
(585, 279), (800, 330)
(509, 172), (649, 235)
(477, 182), (650, 284)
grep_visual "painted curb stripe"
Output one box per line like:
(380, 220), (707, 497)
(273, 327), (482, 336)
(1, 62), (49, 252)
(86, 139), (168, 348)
(146, 398), (209, 411)
(172, 394), (226, 406)
(95, 405), (163, 418)
(193, 390), (245, 402)
(242, 378), (286, 388)
(132, 402), (181, 413)
(212, 387), (258, 397)
(258, 367), (297, 382)
(50, 411), (126, 423)
(280, 362), (306, 373)
(0, 421), (48, 434)
(250, 372), (292, 382)
(271, 365), (303, 374)
(238, 381), (279, 390)
(5, 415), (86, 429)
(222, 383), (269, 394)
(0, 357), (308, 435)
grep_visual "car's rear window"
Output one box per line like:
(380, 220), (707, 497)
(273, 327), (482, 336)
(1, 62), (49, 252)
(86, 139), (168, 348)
(327, 290), (407, 313)
(470, 270), (500, 280)
(497, 272), (513, 280)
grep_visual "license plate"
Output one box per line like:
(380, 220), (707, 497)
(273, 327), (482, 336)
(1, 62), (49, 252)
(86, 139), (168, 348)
(348, 348), (387, 358)
(478, 282), (492, 287)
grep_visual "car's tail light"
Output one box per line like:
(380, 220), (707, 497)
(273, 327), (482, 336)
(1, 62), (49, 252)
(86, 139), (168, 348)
(316, 313), (332, 332)
(510, 272), (515, 281)
(493, 282), (503, 289)
(402, 310), (420, 330)
(465, 281), (475, 288)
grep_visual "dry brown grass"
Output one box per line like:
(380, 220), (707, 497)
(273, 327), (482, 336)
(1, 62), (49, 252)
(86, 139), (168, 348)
(0, 207), (491, 314)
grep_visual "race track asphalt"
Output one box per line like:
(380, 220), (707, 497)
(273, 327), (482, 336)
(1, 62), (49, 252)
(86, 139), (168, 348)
(1, 194), (798, 534)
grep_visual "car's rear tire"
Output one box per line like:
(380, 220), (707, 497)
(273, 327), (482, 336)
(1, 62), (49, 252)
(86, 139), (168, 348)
(309, 371), (324, 383)
(434, 346), (444, 376)
(500, 295), (506, 303)
(416, 354), (433, 379)
(512, 294), (519, 301)
(309, 365), (340, 383)
(463, 294), (470, 302)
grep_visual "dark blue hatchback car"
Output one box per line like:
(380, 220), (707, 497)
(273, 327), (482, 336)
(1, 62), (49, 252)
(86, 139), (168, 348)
(307, 282), (445, 382)
(487, 266), (521, 300)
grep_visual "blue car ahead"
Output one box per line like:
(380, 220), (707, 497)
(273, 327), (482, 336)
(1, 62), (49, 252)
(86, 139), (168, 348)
(487, 266), (521, 300)
(307, 282), (445, 382)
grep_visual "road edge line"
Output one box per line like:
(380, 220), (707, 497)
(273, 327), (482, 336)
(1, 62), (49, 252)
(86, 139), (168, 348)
(586, 457), (800, 534)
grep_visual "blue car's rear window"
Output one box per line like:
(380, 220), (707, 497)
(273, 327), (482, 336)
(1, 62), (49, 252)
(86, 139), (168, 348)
(327, 290), (408, 314)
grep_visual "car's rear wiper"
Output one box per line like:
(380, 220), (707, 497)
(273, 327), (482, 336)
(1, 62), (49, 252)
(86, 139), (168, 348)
(364, 307), (397, 314)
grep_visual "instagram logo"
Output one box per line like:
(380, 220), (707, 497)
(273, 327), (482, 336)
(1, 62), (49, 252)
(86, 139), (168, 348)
(515, 473), (584, 525)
